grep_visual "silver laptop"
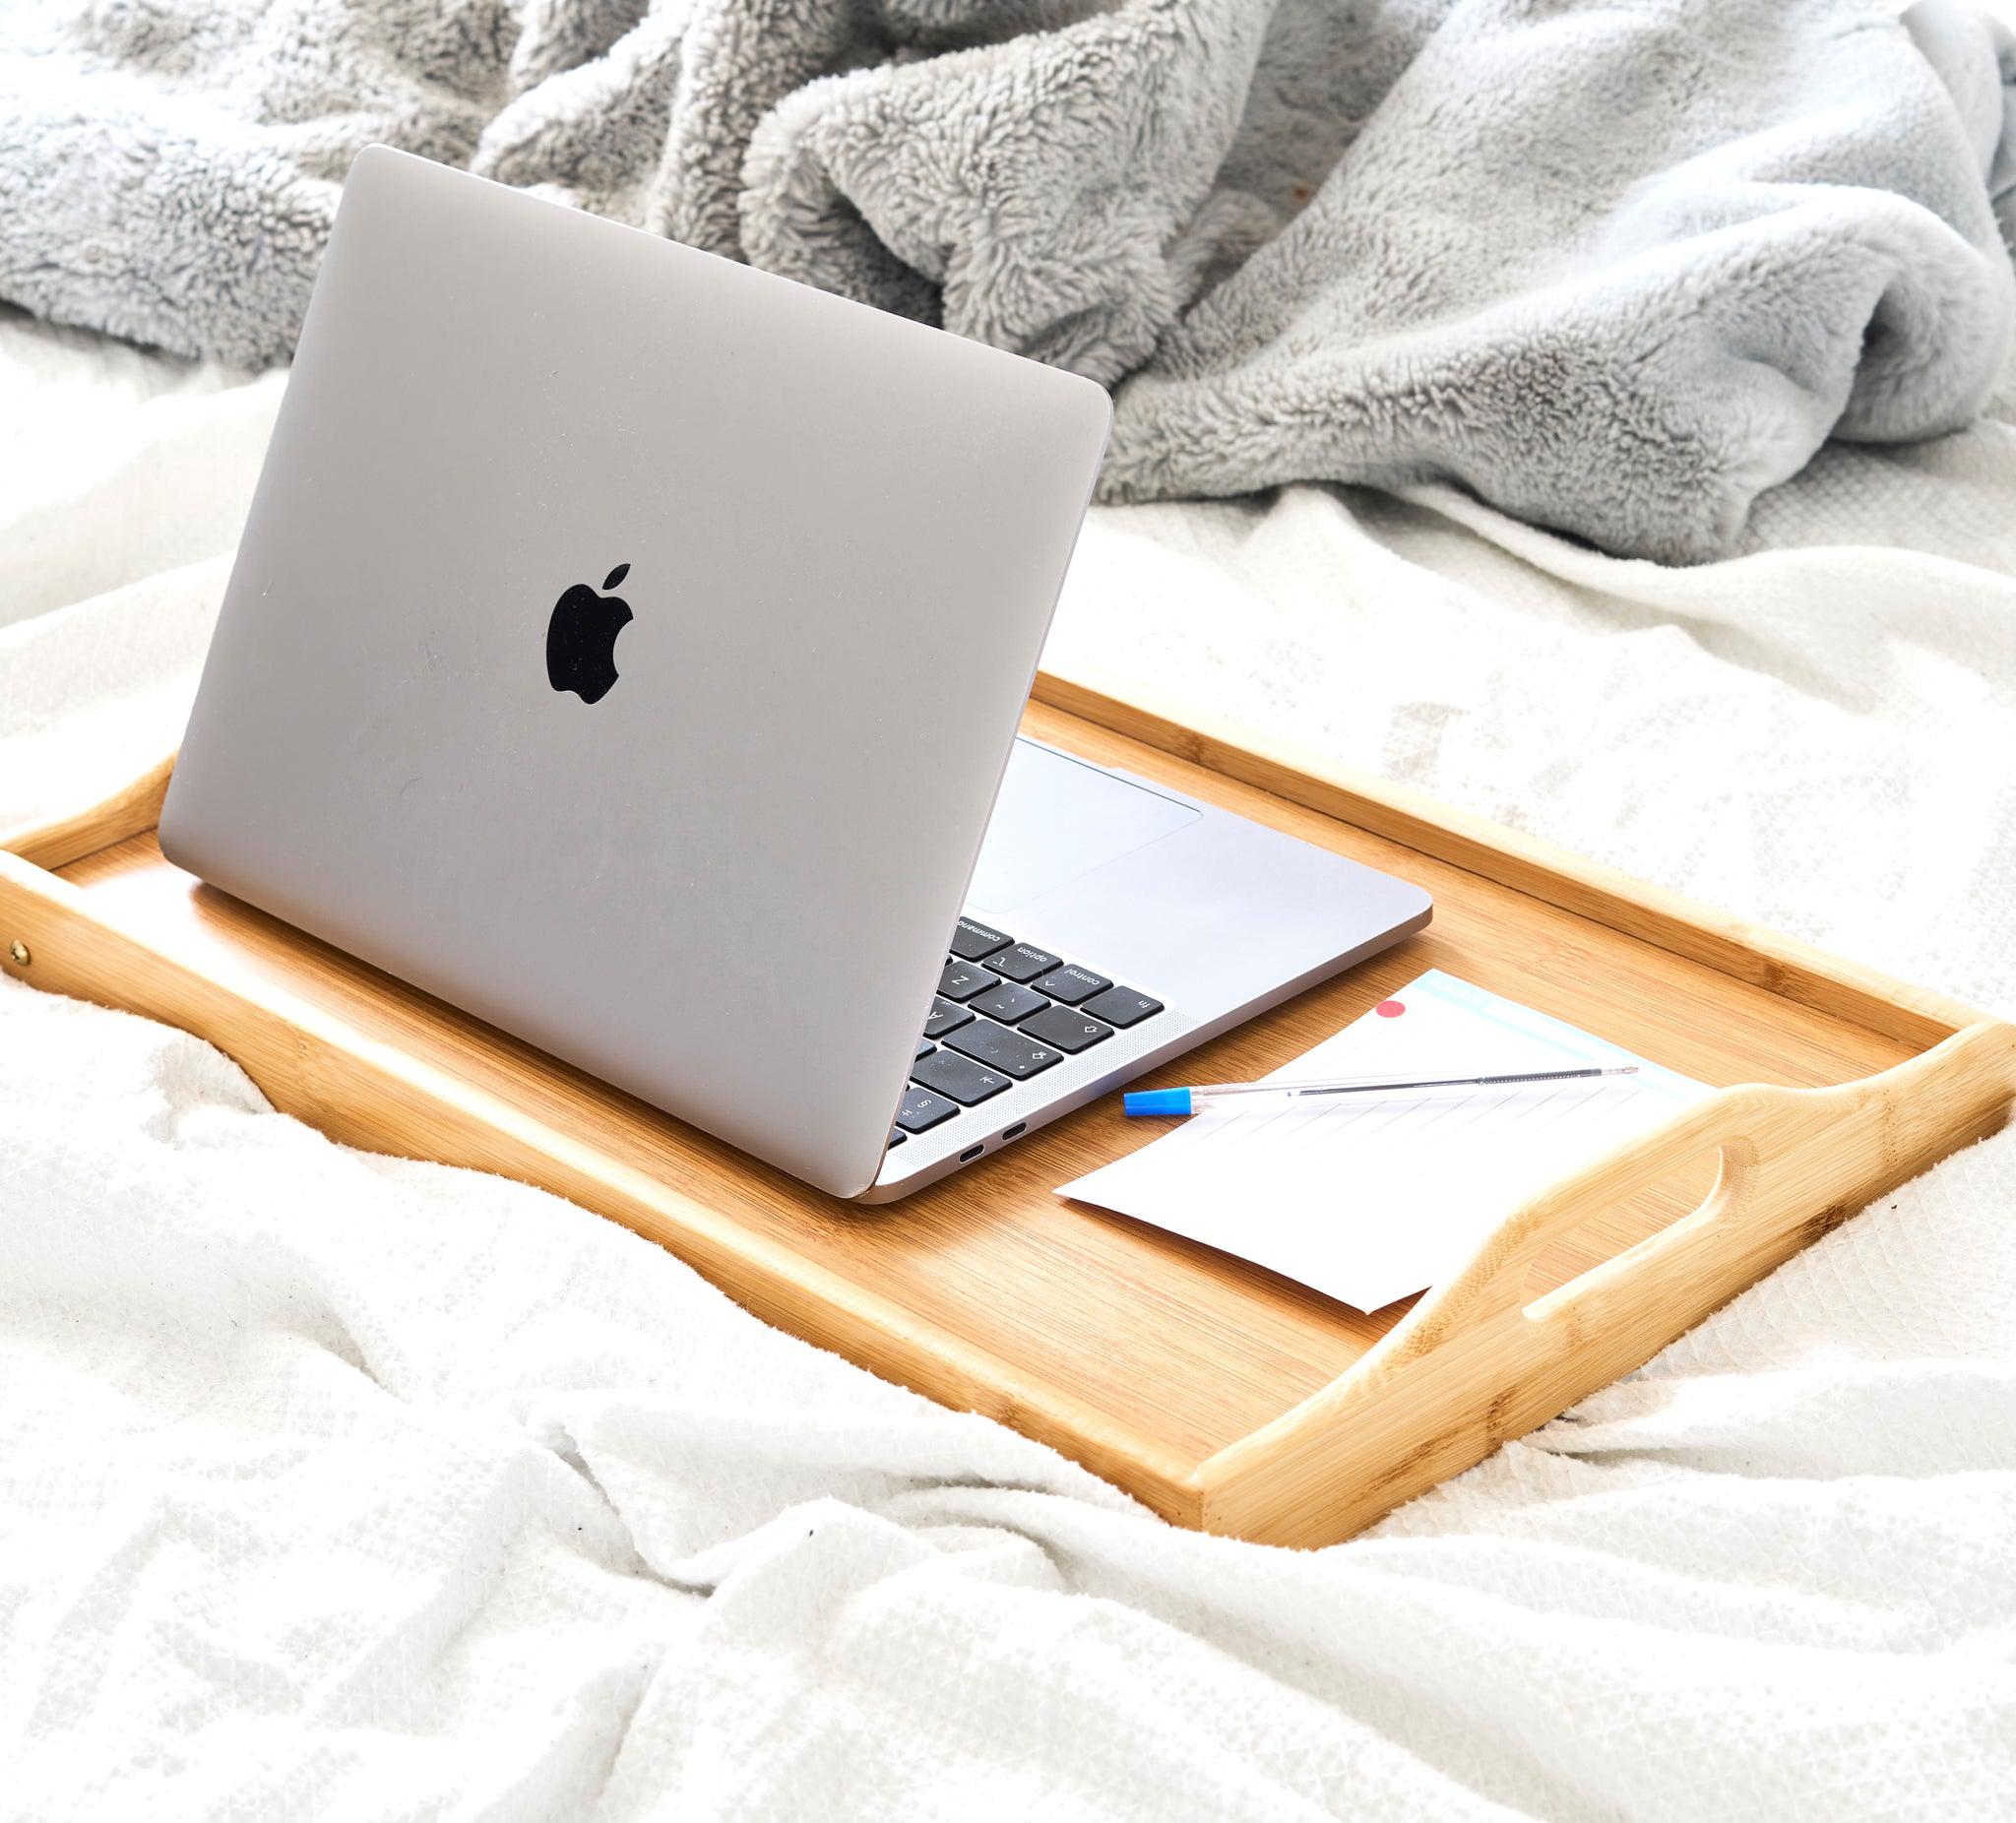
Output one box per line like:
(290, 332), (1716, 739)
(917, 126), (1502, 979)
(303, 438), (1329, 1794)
(159, 147), (1431, 1202)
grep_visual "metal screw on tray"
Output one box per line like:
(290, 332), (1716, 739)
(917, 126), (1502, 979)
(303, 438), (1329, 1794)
(7, 940), (29, 967)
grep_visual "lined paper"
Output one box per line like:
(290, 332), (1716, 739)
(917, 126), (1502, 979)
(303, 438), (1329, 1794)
(1057, 970), (1708, 1312)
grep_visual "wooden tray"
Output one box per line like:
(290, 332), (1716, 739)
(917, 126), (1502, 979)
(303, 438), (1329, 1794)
(6, 674), (2013, 1547)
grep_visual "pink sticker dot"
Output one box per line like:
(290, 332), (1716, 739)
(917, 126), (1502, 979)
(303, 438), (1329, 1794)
(1375, 998), (1406, 1018)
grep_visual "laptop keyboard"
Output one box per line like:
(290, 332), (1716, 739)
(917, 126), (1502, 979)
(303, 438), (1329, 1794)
(886, 917), (1165, 1153)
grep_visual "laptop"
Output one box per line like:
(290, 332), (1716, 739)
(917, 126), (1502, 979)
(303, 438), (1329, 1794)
(159, 147), (1431, 1203)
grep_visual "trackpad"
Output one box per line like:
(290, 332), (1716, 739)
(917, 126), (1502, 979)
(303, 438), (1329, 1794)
(969, 740), (1199, 912)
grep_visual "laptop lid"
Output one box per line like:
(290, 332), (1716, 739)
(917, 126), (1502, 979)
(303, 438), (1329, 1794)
(158, 147), (1112, 1198)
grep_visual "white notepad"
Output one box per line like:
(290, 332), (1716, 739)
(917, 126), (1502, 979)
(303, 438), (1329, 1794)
(1057, 970), (1709, 1312)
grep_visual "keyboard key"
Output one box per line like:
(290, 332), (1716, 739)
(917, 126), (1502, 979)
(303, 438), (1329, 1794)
(887, 1128), (906, 1148)
(915, 1038), (936, 1060)
(944, 1018), (1063, 1079)
(912, 1048), (1013, 1105)
(949, 917), (1013, 962)
(989, 942), (1061, 983)
(923, 996), (974, 1038)
(1081, 985), (1164, 1029)
(973, 980), (1048, 1025)
(896, 1085), (960, 1132)
(1020, 1004), (1114, 1054)
(938, 959), (999, 1002)
(1032, 964), (1111, 1005)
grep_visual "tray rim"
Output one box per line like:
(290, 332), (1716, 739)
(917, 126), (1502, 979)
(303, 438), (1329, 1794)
(5, 680), (2011, 1545)
(1028, 675), (1986, 1050)
(6, 682), (1990, 1046)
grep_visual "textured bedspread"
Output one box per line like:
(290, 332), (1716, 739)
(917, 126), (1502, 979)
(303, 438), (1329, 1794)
(3, 313), (2015, 1818)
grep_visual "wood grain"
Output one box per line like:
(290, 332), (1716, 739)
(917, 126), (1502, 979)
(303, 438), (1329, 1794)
(5, 750), (175, 872)
(1200, 1020), (2016, 1543)
(3, 698), (2006, 1544)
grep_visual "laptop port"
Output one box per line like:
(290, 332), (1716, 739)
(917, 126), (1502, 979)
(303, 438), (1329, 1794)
(960, 1144), (984, 1162)
(1000, 1122), (1027, 1139)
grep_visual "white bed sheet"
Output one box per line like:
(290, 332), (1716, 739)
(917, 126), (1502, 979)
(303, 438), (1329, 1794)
(3, 303), (2014, 1820)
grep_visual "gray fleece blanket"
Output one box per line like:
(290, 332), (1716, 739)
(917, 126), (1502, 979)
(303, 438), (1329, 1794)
(2, 0), (2014, 562)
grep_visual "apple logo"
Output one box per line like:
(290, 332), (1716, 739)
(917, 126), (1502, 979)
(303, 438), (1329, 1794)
(545, 563), (634, 704)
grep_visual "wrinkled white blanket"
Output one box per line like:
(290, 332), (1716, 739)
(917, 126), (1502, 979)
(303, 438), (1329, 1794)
(4, 306), (2015, 1818)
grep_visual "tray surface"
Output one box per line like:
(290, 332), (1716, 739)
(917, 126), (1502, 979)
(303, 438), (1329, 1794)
(37, 695), (1936, 1511)
(50, 714), (1903, 1435)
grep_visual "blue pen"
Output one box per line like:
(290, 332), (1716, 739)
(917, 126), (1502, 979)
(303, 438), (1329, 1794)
(1123, 1064), (1637, 1117)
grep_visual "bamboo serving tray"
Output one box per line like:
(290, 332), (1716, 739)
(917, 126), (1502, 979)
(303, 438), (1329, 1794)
(7, 674), (2013, 1547)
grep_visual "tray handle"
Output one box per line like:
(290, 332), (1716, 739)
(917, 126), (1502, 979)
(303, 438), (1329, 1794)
(1198, 1019), (2016, 1547)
